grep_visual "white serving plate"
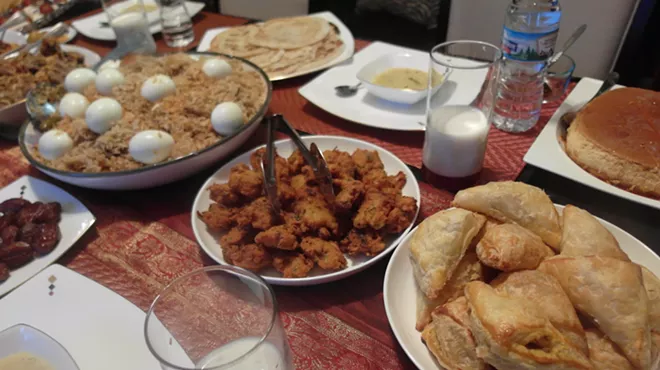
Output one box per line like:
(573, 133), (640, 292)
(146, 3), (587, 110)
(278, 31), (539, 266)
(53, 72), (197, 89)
(0, 176), (95, 297)
(0, 324), (80, 370)
(0, 264), (192, 369)
(299, 41), (487, 131)
(72, 0), (205, 41)
(383, 204), (660, 370)
(522, 78), (660, 210)
(192, 135), (421, 286)
(197, 11), (355, 81)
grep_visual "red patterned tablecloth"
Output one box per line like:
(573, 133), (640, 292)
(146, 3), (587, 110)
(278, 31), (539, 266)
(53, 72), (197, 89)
(0, 12), (573, 369)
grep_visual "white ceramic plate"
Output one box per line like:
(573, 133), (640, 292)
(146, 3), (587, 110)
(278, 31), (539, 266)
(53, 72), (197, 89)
(298, 41), (487, 131)
(0, 176), (95, 297)
(60, 44), (101, 66)
(30, 24), (78, 43)
(522, 78), (660, 210)
(0, 264), (192, 369)
(71, 0), (205, 41)
(197, 11), (355, 81)
(192, 135), (421, 286)
(0, 324), (80, 370)
(383, 204), (660, 370)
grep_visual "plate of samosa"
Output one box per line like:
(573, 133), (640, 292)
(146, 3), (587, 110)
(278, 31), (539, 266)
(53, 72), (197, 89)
(384, 181), (660, 370)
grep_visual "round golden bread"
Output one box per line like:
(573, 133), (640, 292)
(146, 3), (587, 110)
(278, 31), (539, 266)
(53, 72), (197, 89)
(566, 87), (660, 198)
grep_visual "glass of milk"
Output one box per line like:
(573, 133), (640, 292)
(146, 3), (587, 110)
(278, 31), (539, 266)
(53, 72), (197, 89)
(423, 41), (502, 192)
(101, 0), (157, 54)
(144, 266), (293, 370)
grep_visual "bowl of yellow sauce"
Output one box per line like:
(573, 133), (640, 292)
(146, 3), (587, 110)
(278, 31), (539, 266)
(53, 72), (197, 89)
(356, 52), (446, 104)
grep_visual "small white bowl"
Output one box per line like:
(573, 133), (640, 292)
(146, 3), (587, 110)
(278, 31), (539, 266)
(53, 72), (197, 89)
(356, 52), (446, 105)
(0, 324), (80, 370)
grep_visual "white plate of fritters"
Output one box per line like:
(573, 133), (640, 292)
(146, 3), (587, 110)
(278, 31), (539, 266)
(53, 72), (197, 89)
(192, 135), (420, 286)
(384, 181), (660, 370)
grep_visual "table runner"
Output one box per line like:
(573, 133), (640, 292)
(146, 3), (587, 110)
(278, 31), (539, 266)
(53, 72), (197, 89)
(0, 12), (573, 369)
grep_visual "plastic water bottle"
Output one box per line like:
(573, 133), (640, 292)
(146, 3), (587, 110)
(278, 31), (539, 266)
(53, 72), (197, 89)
(492, 0), (561, 133)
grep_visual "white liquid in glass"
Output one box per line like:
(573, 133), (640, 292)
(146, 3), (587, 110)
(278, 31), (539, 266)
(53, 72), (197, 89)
(423, 105), (490, 178)
(110, 12), (157, 53)
(196, 337), (285, 370)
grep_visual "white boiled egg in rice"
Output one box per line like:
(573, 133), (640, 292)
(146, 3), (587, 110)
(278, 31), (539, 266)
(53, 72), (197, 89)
(203, 59), (232, 78)
(38, 129), (73, 160)
(141, 74), (176, 102)
(59, 92), (89, 119)
(64, 68), (97, 93)
(129, 130), (174, 164)
(95, 68), (125, 95)
(85, 97), (123, 134)
(211, 102), (244, 136)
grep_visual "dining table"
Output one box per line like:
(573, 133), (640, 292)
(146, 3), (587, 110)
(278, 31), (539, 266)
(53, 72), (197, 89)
(1, 8), (659, 370)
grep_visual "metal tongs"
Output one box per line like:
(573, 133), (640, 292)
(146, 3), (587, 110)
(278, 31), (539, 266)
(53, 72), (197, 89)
(0, 22), (68, 60)
(261, 114), (335, 214)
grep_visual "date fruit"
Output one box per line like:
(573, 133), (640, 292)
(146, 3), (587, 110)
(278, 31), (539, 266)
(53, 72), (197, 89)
(0, 242), (33, 269)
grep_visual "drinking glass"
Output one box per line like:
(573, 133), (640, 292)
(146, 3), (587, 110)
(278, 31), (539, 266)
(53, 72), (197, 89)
(159, 0), (194, 48)
(423, 40), (502, 192)
(144, 266), (293, 370)
(101, 0), (157, 54)
(543, 54), (575, 103)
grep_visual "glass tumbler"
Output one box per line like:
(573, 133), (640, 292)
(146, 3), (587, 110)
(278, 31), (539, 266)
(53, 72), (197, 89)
(543, 54), (575, 103)
(158, 0), (194, 48)
(423, 40), (502, 192)
(101, 0), (157, 54)
(144, 266), (293, 370)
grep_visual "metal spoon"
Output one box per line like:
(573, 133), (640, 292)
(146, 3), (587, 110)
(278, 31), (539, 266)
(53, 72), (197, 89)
(559, 71), (619, 128)
(335, 82), (362, 97)
(547, 24), (587, 66)
(26, 83), (59, 123)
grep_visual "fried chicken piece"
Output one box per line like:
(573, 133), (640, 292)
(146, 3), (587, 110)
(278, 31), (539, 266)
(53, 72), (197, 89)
(272, 251), (314, 278)
(352, 149), (384, 179)
(323, 149), (356, 179)
(353, 191), (395, 230)
(340, 229), (386, 256)
(228, 164), (263, 199)
(386, 195), (418, 233)
(222, 243), (272, 272)
(255, 225), (298, 250)
(198, 203), (235, 230)
(300, 237), (347, 271)
(333, 178), (364, 212)
(235, 197), (277, 230)
(362, 169), (406, 193)
(220, 227), (252, 246)
(293, 198), (338, 235)
(287, 150), (306, 175)
(208, 183), (242, 207)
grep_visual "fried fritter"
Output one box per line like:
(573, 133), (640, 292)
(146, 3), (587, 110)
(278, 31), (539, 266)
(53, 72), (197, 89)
(198, 203), (235, 230)
(362, 169), (406, 193)
(386, 195), (418, 233)
(323, 149), (356, 179)
(272, 251), (314, 278)
(333, 178), (364, 212)
(222, 243), (272, 272)
(340, 229), (386, 256)
(235, 197), (277, 230)
(220, 226), (252, 246)
(250, 148), (291, 180)
(287, 150), (306, 175)
(228, 164), (263, 199)
(291, 174), (323, 200)
(300, 237), (347, 270)
(353, 191), (395, 230)
(352, 149), (384, 179)
(293, 198), (338, 235)
(208, 183), (242, 207)
(255, 225), (298, 250)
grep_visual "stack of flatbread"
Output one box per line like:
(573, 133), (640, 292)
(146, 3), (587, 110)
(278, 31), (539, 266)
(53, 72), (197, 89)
(209, 16), (345, 79)
(410, 181), (660, 370)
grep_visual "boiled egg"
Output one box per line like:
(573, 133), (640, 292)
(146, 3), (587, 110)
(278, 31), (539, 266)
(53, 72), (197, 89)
(211, 102), (244, 135)
(203, 58), (232, 78)
(129, 130), (174, 164)
(59, 92), (89, 119)
(141, 75), (176, 102)
(95, 68), (125, 96)
(38, 129), (73, 160)
(64, 68), (97, 93)
(98, 60), (121, 71)
(85, 97), (123, 134)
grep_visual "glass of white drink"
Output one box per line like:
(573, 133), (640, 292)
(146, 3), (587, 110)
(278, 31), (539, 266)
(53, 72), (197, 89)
(423, 41), (502, 192)
(101, 0), (157, 54)
(144, 266), (293, 370)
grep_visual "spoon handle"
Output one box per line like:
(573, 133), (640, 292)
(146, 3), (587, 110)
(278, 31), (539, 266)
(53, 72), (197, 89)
(548, 24), (587, 66)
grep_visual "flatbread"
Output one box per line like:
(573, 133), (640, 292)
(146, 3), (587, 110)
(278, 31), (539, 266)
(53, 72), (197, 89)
(248, 16), (331, 50)
(247, 49), (285, 69)
(209, 25), (271, 58)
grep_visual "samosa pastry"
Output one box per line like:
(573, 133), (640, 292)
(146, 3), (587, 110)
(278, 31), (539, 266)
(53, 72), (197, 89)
(476, 223), (555, 271)
(560, 205), (629, 260)
(640, 265), (660, 333)
(422, 297), (487, 370)
(416, 252), (485, 331)
(452, 181), (562, 250)
(491, 270), (588, 355)
(538, 256), (652, 369)
(585, 328), (635, 370)
(464, 281), (593, 370)
(409, 209), (486, 300)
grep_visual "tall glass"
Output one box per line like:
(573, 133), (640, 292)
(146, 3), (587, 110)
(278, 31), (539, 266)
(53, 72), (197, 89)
(159, 0), (195, 48)
(423, 41), (502, 192)
(101, 0), (157, 54)
(144, 266), (293, 370)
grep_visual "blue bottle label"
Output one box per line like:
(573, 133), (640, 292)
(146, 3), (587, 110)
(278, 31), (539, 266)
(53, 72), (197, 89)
(502, 27), (558, 61)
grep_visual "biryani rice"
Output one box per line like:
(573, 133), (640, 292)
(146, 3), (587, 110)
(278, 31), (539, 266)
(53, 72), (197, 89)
(29, 53), (268, 173)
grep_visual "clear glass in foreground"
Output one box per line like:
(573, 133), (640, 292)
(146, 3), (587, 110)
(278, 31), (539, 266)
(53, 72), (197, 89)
(159, 0), (194, 48)
(101, 0), (157, 54)
(423, 40), (502, 192)
(543, 54), (575, 104)
(144, 266), (292, 370)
